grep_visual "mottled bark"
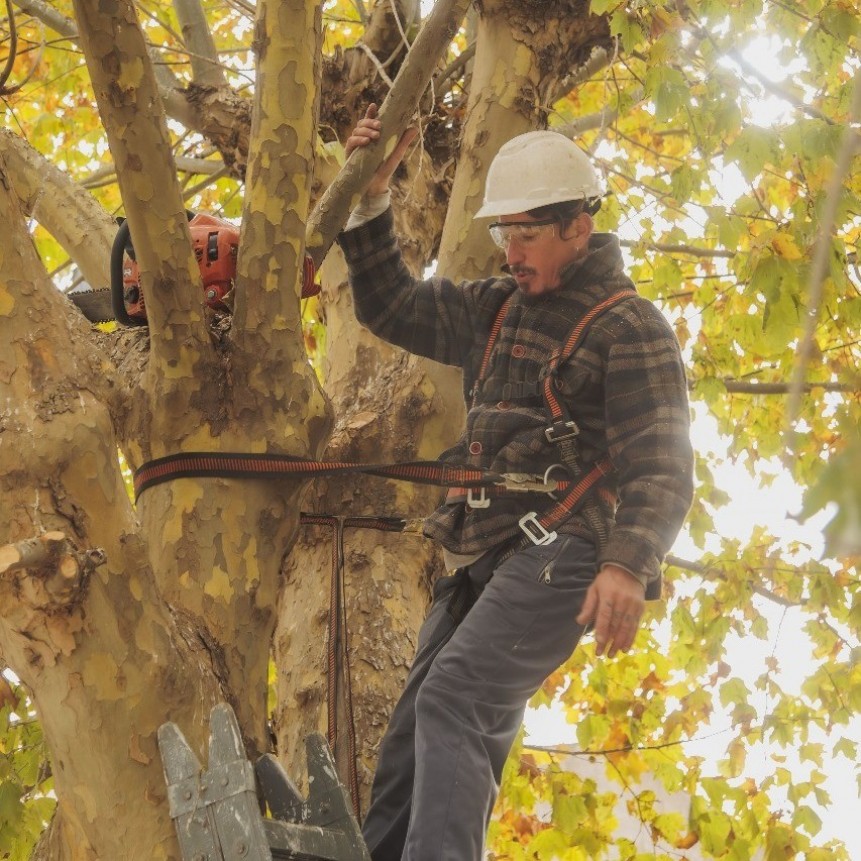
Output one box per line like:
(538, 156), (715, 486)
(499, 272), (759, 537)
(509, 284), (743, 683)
(273, 244), (454, 801)
(0, 130), (114, 291)
(1, 1), (332, 856)
(439, 0), (611, 275)
(1, 0), (618, 853)
(0, 155), (223, 861)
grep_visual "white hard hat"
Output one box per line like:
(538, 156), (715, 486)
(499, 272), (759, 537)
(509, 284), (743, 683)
(475, 131), (605, 219)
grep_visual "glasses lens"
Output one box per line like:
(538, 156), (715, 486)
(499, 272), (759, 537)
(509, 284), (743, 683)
(517, 225), (543, 242)
(489, 225), (506, 247)
(489, 222), (554, 248)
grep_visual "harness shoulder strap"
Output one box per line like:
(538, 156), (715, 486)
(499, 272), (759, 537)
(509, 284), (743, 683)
(470, 293), (513, 407)
(543, 288), (637, 429)
(526, 288), (637, 551)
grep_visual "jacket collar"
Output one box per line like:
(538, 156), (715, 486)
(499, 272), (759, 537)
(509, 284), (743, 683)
(553, 233), (635, 304)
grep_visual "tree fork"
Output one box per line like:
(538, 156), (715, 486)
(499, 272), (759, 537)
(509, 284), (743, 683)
(2, 138), (225, 861)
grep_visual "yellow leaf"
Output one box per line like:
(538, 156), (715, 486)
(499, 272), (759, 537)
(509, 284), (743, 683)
(771, 233), (803, 260)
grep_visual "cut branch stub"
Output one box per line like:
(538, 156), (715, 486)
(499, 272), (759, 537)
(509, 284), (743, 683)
(0, 531), (103, 608)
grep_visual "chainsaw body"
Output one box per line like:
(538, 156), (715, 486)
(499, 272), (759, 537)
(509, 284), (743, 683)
(119, 213), (240, 325)
(70, 212), (317, 325)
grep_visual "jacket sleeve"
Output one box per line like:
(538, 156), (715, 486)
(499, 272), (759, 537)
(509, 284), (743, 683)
(596, 299), (694, 586)
(337, 207), (497, 367)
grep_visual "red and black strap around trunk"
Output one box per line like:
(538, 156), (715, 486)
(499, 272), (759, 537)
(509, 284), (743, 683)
(133, 452), (503, 501)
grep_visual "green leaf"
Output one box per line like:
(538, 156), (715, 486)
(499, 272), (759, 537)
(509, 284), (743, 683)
(644, 66), (690, 123)
(610, 9), (647, 50)
(799, 430), (861, 556)
(724, 126), (779, 181)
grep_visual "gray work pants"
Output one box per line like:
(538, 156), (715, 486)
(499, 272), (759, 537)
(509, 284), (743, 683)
(361, 534), (597, 861)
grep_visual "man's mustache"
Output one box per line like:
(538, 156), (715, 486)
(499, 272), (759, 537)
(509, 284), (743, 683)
(501, 264), (536, 277)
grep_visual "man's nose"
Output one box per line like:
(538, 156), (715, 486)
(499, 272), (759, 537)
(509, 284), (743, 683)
(505, 240), (524, 265)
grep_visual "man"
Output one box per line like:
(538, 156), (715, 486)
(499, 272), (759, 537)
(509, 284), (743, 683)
(338, 106), (694, 861)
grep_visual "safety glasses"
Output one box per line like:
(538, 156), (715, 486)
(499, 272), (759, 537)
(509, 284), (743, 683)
(488, 219), (557, 249)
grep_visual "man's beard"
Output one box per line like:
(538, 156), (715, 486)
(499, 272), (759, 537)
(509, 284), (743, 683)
(507, 265), (556, 302)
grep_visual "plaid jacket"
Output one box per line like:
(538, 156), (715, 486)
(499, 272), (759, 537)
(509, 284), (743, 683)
(338, 208), (693, 590)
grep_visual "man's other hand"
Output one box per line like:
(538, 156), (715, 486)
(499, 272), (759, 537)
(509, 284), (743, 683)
(576, 564), (646, 658)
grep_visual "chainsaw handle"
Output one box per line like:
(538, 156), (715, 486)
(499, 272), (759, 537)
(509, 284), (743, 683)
(110, 219), (144, 327)
(110, 212), (197, 327)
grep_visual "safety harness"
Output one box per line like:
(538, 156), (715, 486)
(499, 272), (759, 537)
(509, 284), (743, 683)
(450, 287), (636, 556)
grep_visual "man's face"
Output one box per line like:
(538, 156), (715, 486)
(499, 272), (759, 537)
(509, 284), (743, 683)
(493, 211), (591, 298)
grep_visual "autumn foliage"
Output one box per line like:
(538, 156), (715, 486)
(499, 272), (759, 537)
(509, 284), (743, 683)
(1, 1), (859, 860)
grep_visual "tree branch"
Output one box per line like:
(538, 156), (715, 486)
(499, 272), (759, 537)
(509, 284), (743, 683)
(11, 0), (75, 39)
(553, 43), (615, 103)
(82, 155), (225, 189)
(718, 379), (858, 395)
(557, 107), (618, 139)
(665, 554), (801, 607)
(13, 0), (183, 93)
(355, 41), (395, 88)
(172, 0), (227, 89)
(0, 129), (115, 290)
(71, 0), (209, 359)
(347, 0), (417, 84)
(725, 47), (834, 126)
(233, 0), (322, 334)
(17, 0), (256, 178)
(306, 0), (472, 268)
(619, 237), (734, 258)
(433, 41), (475, 95)
(0, 0), (20, 95)
(785, 69), (861, 446)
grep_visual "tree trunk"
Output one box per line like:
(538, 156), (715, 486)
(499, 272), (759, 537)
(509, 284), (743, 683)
(0, 158), (223, 861)
(1, 1), (331, 856)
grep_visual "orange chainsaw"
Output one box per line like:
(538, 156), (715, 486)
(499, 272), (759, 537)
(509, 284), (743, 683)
(70, 212), (318, 325)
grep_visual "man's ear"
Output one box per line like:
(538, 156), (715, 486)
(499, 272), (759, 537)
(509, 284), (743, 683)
(564, 212), (593, 248)
(574, 211), (594, 240)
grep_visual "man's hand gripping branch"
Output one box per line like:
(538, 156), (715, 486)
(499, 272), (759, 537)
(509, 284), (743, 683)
(345, 104), (418, 196)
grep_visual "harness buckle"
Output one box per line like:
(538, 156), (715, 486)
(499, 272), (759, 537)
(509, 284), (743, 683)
(467, 487), (491, 509)
(518, 512), (558, 546)
(545, 420), (579, 443)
